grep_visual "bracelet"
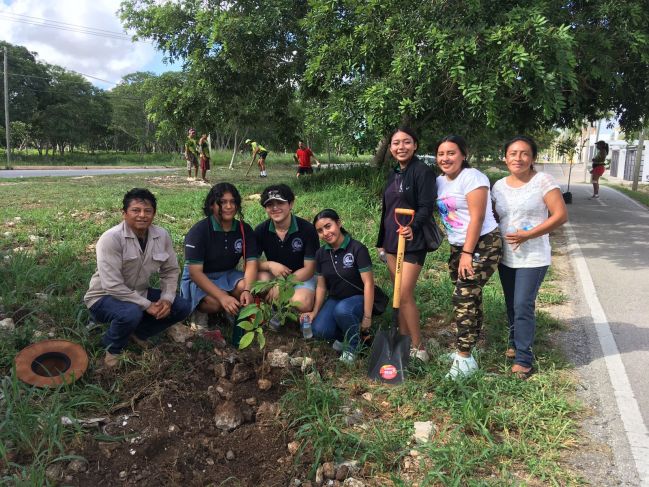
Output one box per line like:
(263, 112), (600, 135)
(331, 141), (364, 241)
(461, 250), (473, 256)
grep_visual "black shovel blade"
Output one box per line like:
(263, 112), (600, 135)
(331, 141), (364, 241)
(367, 324), (411, 384)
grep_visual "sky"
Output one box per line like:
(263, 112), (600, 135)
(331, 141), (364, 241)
(0, 0), (178, 89)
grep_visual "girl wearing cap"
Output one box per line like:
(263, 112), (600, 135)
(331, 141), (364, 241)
(255, 184), (320, 314)
(181, 183), (259, 323)
(302, 209), (375, 363)
(377, 126), (439, 362)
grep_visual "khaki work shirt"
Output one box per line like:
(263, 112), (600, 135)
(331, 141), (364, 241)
(84, 221), (180, 310)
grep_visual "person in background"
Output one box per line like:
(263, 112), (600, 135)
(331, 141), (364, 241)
(181, 183), (258, 330)
(185, 128), (199, 180)
(302, 209), (374, 363)
(255, 184), (319, 316)
(436, 135), (502, 379)
(491, 135), (568, 379)
(199, 134), (211, 182)
(84, 188), (191, 368)
(245, 139), (269, 177)
(590, 140), (609, 199)
(294, 140), (321, 177)
(376, 126), (439, 362)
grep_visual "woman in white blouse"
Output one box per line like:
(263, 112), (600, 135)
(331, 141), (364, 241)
(491, 136), (568, 379)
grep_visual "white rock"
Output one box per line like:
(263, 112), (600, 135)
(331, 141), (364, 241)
(287, 441), (300, 455)
(315, 465), (324, 484)
(267, 349), (290, 368)
(361, 392), (373, 402)
(119, 470), (127, 480)
(413, 421), (435, 444)
(28, 235), (41, 243)
(3, 231), (11, 237)
(0, 318), (15, 331)
(343, 478), (365, 487)
(290, 356), (314, 371)
(167, 323), (193, 343)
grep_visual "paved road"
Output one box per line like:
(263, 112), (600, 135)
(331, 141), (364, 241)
(0, 168), (176, 178)
(542, 163), (649, 485)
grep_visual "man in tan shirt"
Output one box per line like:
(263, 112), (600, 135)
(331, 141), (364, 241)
(84, 188), (191, 367)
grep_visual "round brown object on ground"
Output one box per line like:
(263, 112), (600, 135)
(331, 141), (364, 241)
(15, 340), (89, 387)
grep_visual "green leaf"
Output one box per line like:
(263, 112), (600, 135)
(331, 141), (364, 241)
(238, 321), (256, 331)
(238, 304), (259, 320)
(256, 330), (266, 349)
(238, 331), (255, 349)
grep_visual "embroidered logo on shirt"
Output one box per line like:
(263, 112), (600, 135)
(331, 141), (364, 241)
(291, 238), (303, 252)
(342, 253), (354, 268)
(234, 239), (243, 254)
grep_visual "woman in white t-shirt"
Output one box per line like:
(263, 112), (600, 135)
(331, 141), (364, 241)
(491, 136), (567, 379)
(436, 135), (503, 380)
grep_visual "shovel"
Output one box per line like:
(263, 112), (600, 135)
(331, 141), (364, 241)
(367, 208), (414, 384)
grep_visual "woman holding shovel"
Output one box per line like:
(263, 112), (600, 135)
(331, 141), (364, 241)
(377, 127), (440, 362)
(302, 209), (375, 364)
(436, 135), (502, 379)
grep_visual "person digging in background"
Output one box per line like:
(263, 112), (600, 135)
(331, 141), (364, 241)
(294, 140), (321, 178)
(84, 188), (192, 368)
(245, 138), (269, 177)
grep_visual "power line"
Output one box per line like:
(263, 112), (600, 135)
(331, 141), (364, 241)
(0, 11), (150, 43)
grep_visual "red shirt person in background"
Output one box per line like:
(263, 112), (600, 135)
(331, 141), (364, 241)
(294, 140), (321, 178)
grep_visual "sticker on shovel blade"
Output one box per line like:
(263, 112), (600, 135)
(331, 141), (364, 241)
(379, 364), (398, 380)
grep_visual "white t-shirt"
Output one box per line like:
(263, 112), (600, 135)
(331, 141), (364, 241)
(491, 172), (560, 268)
(436, 168), (498, 246)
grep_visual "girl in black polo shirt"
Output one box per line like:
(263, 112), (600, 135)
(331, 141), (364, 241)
(181, 183), (258, 319)
(301, 209), (375, 363)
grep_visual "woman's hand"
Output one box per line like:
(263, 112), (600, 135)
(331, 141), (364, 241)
(300, 311), (316, 324)
(268, 261), (292, 278)
(458, 253), (475, 280)
(397, 226), (413, 241)
(219, 294), (241, 315)
(504, 229), (530, 251)
(239, 289), (254, 306)
(361, 315), (372, 330)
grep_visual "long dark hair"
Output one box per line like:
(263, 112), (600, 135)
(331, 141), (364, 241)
(436, 135), (470, 168)
(203, 182), (243, 220)
(313, 209), (349, 235)
(596, 140), (609, 155)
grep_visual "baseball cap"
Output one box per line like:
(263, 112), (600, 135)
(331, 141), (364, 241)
(261, 185), (294, 206)
(188, 128), (196, 134)
(245, 139), (251, 144)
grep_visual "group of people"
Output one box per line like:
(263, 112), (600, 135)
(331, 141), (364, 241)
(185, 131), (322, 181)
(86, 127), (567, 381)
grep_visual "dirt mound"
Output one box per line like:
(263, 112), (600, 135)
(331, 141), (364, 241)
(70, 332), (315, 487)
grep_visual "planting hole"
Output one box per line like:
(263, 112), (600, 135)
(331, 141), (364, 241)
(31, 352), (71, 377)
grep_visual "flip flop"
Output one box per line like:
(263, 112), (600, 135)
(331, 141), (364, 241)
(511, 364), (534, 380)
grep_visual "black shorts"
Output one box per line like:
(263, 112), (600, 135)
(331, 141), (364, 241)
(258, 151), (268, 160)
(388, 249), (427, 266)
(297, 166), (313, 175)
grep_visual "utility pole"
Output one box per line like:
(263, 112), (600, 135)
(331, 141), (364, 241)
(3, 46), (11, 170)
(632, 124), (645, 192)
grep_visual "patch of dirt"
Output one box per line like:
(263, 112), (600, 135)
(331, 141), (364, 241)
(144, 175), (211, 189)
(69, 327), (320, 487)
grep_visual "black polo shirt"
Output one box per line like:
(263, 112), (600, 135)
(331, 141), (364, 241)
(184, 216), (258, 273)
(315, 234), (372, 300)
(255, 215), (319, 272)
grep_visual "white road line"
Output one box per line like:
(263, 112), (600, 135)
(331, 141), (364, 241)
(565, 223), (649, 485)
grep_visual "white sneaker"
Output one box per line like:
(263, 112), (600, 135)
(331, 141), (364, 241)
(332, 340), (344, 352)
(446, 354), (478, 380)
(410, 348), (430, 362)
(442, 351), (458, 362)
(339, 351), (355, 364)
(190, 311), (208, 331)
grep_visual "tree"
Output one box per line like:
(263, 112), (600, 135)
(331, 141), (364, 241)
(301, 0), (649, 160)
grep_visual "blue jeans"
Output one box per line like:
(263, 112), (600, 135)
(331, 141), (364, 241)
(312, 295), (364, 351)
(498, 264), (548, 368)
(90, 289), (192, 354)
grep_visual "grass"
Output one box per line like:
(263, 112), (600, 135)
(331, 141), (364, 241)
(602, 181), (649, 208)
(1, 148), (372, 168)
(0, 164), (583, 484)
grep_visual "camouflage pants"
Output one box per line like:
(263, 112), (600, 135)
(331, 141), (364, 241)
(448, 228), (502, 353)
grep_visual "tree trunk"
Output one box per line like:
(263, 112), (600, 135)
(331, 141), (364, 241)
(373, 137), (390, 167)
(228, 128), (239, 170)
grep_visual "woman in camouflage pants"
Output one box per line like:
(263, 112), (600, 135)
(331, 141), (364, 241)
(435, 135), (502, 379)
